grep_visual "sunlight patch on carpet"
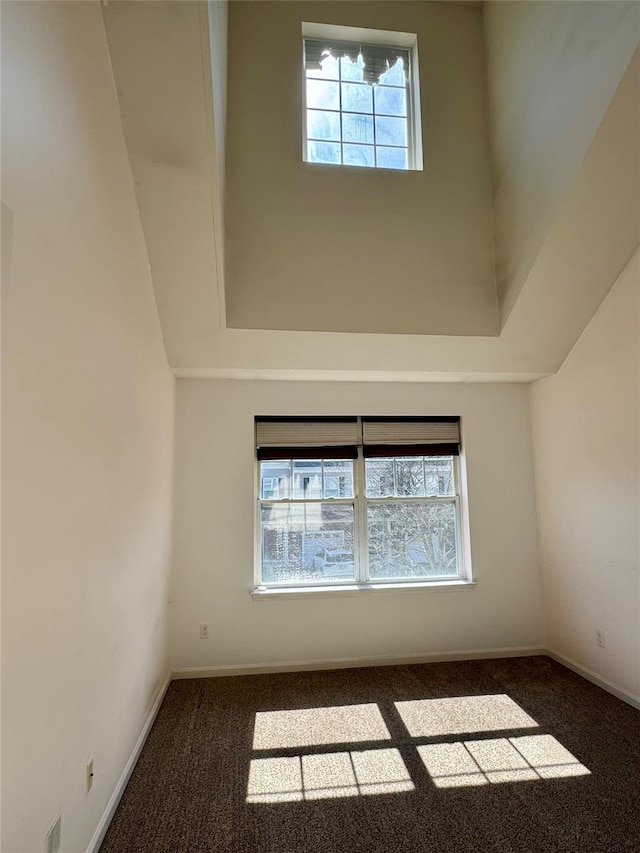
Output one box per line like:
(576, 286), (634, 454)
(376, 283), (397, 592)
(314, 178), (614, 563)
(253, 704), (391, 750)
(418, 735), (590, 788)
(395, 694), (539, 738)
(247, 748), (414, 802)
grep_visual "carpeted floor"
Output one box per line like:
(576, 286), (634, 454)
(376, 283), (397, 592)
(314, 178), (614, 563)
(100, 656), (640, 853)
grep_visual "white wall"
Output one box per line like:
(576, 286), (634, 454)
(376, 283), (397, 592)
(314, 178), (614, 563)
(171, 380), (543, 672)
(1, 4), (175, 852)
(484, 0), (639, 321)
(225, 0), (497, 337)
(530, 250), (640, 701)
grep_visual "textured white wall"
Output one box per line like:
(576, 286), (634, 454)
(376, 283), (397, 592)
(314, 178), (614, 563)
(171, 380), (544, 671)
(530, 250), (640, 700)
(1, 4), (175, 851)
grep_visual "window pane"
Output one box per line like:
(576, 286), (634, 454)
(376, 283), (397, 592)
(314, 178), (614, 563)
(374, 86), (406, 117)
(308, 141), (341, 164)
(340, 55), (365, 82)
(367, 456), (454, 497)
(366, 458), (395, 497)
(307, 110), (341, 141)
(261, 503), (355, 584)
(343, 113), (374, 145)
(376, 146), (408, 170)
(425, 457), (454, 496)
(306, 79), (340, 110)
(367, 502), (458, 579)
(292, 460), (322, 499)
(306, 53), (340, 80)
(343, 144), (375, 168)
(323, 460), (354, 498)
(394, 458), (425, 496)
(379, 57), (406, 87)
(375, 116), (407, 147)
(260, 460), (290, 500)
(341, 82), (373, 114)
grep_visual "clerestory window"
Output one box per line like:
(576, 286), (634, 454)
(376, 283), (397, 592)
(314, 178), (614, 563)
(302, 27), (422, 171)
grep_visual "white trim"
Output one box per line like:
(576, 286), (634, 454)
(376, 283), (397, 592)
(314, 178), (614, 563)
(354, 444), (367, 584)
(409, 37), (423, 171)
(302, 22), (417, 49)
(546, 649), (640, 711)
(171, 646), (545, 679)
(86, 672), (172, 853)
(251, 579), (476, 600)
(171, 368), (550, 384)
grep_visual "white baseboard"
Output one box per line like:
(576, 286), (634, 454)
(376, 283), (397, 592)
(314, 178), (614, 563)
(547, 649), (640, 711)
(171, 645), (547, 679)
(86, 671), (172, 853)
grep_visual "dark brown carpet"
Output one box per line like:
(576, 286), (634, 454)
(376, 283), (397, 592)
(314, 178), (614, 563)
(100, 656), (640, 853)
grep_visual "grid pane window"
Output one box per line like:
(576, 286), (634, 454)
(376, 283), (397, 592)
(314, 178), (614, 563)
(367, 502), (458, 580)
(304, 43), (411, 171)
(261, 503), (356, 585)
(260, 459), (356, 585)
(365, 456), (459, 582)
(258, 448), (463, 588)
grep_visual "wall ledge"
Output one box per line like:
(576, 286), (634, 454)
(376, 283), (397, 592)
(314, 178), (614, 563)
(172, 367), (549, 383)
(252, 580), (476, 601)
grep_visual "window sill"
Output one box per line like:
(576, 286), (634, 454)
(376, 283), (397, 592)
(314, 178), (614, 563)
(251, 579), (476, 601)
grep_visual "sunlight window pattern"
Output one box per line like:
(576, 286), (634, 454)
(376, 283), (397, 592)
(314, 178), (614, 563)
(418, 735), (591, 788)
(246, 696), (590, 806)
(394, 695), (539, 738)
(253, 704), (390, 750)
(247, 748), (414, 803)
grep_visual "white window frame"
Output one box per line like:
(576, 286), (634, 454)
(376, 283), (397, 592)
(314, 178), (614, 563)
(359, 451), (462, 585)
(301, 22), (423, 172)
(254, 437), (472, 596)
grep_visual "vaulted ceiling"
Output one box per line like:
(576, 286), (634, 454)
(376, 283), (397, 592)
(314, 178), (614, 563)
(102, 0), (639, 382)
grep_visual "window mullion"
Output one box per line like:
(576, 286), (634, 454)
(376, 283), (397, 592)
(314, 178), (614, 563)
(355, 444), (368, 584)
(372, 84), (378, 167)
(338, 57), (344, 164)
(405, 66), (413, 170)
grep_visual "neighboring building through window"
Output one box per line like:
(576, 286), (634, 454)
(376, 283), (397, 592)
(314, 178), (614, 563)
(302, 26), (422, 171)
(255, 416), (466, 589)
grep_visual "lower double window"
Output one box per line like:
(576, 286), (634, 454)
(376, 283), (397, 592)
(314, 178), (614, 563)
(257, 443), (465, 589)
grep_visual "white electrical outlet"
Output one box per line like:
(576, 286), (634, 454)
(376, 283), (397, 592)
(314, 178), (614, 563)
(45, 813), (61, 853)
(596, 629), (605, 648)
(86, 757), (94, 793)
(200, 622), (210, 639)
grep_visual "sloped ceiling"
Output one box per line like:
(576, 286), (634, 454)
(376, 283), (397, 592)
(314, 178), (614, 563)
(484, 0), (640, 324)
(102, 0), (639, 382)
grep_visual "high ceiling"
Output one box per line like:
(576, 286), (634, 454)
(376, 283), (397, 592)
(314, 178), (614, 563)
(102, 0), (639, 382)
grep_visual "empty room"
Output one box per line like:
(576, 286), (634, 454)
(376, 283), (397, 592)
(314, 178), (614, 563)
(1, 1), (639, 852)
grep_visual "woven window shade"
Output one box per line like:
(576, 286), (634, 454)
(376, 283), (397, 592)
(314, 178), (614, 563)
(362, 417), (460, 457)
(304, 39), (409, 86)
(255, 417), (359, 460)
